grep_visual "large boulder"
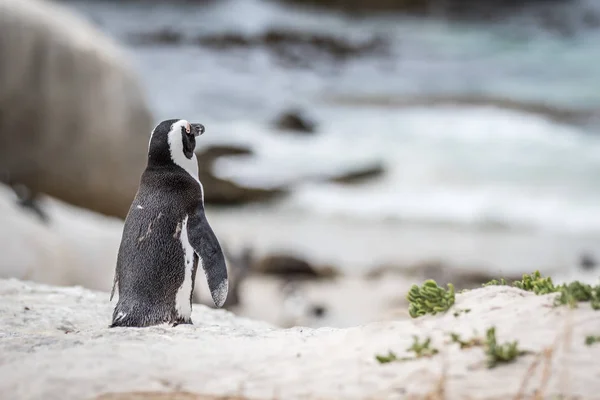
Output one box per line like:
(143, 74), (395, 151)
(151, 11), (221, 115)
(1, 279), (599, 399)
(0, 0), (154, 219)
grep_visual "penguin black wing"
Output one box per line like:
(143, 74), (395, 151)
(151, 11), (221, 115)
(187, 202), (229, 307)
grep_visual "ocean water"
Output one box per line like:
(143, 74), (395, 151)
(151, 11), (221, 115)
(66, 0), (600, 274)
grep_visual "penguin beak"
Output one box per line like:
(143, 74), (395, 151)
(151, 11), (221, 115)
(191, 123), (205, 137)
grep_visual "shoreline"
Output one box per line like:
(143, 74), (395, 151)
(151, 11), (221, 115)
(207, 204), (600, 277)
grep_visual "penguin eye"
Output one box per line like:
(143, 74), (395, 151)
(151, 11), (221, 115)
(184, 123), (191, 134)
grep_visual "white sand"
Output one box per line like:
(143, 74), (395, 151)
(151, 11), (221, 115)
(1, 278), (599, 400)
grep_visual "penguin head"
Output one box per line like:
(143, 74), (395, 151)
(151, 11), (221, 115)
(147, 119), (205, 167)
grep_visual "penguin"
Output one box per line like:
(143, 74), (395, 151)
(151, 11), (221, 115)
(109, 119), (228, 328)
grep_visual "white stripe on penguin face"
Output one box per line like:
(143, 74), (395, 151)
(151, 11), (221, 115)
(167, 119), (201, 186)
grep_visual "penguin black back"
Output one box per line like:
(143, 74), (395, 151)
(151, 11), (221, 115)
(110, 119), (228, 328)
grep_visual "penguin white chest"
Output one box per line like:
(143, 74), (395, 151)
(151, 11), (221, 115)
(175, 215), (194, 319)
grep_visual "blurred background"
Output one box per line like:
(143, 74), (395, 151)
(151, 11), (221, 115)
(1, 0), (599, 329)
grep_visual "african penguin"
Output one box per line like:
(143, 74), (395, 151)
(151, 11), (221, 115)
(109, 119), (228, 328)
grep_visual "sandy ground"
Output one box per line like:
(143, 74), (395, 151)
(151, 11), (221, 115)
(1, 278), (600, 400)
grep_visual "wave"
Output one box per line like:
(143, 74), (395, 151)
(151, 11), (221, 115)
(211, 106), (600, 235)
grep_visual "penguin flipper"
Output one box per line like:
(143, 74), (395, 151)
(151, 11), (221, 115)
(187, 205), (229, 308)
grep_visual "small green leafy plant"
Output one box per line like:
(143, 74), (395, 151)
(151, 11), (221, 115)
(513, 271), (557, 294)
(375, 351), (398, 364)
(453, 308), (471, 317)
(585, 336), (600, 346)
(484, 327), (529, 369)
(449, 332), (483, 349)
(407, 280), (455, 318)
(375, 335), (439, 364)
(554, 281), (600, 309)
(483, 271), (600, 310)
(482, 278), (509, 287)
(407, 335), (439, 358)
(483, 271), (556, 294)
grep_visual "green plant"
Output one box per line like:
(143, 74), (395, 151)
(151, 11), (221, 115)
(375, 351), (398, 364)
(375, 335), (439, 364)
(585, 336), (600, 346)
(407, 280), (455, 318)
(554, 281), (600, 309)
(484, 327), (529, 369)
(483, 278), (509, 287)
(482, 271), (557, 294)
(453, 308), (471, 317)
(407, 335), (439, 358)
(483, 271), (600, 310)
(449, 332), (482, 349)
(513, 271), (557, 295)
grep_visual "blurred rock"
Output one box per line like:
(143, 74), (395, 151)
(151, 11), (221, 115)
(315, 264), (341, 279)
(195, 33), (252, 49)
(327, 162), (385, 184)
(130, 28), (389, 63)
(579, 252), (597, 271)
(196, 145), (288, 206)
(253, 254), (318, 278)
(277, 0), (568, 20)
(364, 264), (401, 280)
(273, 109), (317, 134)
(252, 254), (340, 280)
(405, 261), (524, 289)
(196, 28), (389, 64)
(366, 260), (524, 290)
(129, 28), (183, 45)
(309, 304), (327, 318)
(0, 0), (154, 220)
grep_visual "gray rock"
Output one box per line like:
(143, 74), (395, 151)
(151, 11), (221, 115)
(273, 110), (317, 134)
(0, 0), (154, 219)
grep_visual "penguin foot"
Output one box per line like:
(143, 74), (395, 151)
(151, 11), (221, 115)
(172, 319), (193, 327)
